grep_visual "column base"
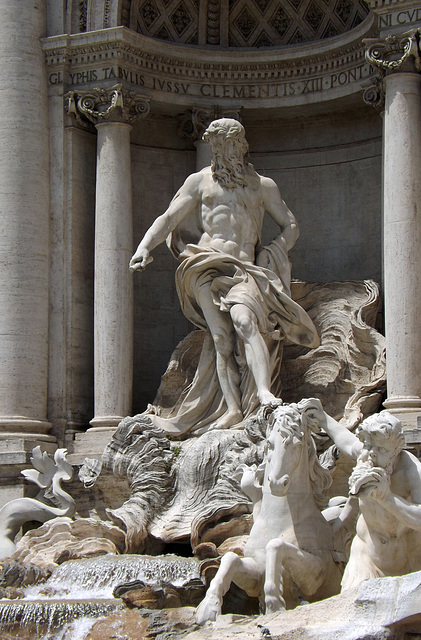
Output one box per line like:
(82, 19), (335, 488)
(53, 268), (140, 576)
(88, 415), (124, 430)
(0, 416), (55, 442)
(64, 416), (124, 465)
(66, 418), (121, 465)
(383, 396), (421, 430)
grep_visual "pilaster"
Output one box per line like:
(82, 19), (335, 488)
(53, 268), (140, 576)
(0, 0), (53, 445)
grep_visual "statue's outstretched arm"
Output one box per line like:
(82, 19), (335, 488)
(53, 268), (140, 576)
(323, 414), (362, 461)
(130, 173), (201, 271)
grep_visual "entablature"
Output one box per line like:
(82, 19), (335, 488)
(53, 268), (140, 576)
(42, 19), (379, 109)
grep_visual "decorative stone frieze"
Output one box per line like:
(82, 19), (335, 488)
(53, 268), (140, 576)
(364, 0), (421, 36)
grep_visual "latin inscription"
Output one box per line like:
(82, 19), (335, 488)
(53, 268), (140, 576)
(379, 7), (421, 29)
(199, 64), (372, 98)
(50, 63), (374, 99)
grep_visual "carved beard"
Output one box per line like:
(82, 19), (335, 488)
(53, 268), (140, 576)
(211, 147), (248, 188)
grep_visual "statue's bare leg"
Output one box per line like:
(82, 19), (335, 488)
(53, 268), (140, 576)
(196, 284), (243, 429)
(196, 552), (261, 624)
(230, 304), (279, 407)
(264, 539), (325, 614)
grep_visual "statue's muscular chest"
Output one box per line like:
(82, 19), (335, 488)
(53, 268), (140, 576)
(200, 180), (263, 239)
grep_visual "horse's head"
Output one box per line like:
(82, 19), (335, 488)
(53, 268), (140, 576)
(265, 404), (305, 497)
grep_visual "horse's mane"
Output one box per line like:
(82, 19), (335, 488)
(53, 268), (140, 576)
(305, 430), (332, 509)
(269, 405), (332, 509)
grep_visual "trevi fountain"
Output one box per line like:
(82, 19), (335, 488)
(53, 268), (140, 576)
(0, 119), (420, 640)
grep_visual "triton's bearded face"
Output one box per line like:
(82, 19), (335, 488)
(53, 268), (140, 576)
(203, 118), (249, 188)
(355, 410), (404, 475)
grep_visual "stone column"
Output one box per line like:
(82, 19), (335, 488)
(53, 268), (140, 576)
(91, 119), (134, 429)
(0, 0), (53, 443)
(66, 85), (150, 430)
(365, 30), (421, 428)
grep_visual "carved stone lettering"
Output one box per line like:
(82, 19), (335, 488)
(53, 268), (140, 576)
(378, 7), (421, 30)
(52, 60), (375, 106)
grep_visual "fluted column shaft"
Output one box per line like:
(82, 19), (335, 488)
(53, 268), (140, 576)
(90, 121), (134, 428)
(382, 71), (421, 421)
(0, 0), (52, 440)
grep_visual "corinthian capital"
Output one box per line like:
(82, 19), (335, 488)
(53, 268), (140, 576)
(65, 84), (150, 127)
(364, 29), (421, 74)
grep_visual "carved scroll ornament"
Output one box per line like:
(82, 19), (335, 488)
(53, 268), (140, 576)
(65, 83), (150, 127)
(365, 28), (421, 73)
(362, 75), (384, 110)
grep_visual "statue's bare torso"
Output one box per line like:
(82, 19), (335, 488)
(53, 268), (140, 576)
(355, 452), (419, 574)
(317, 401), (421, 588)
(195, 166), (264, 263)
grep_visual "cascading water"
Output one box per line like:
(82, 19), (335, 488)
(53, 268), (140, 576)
(0, 554), (202, 640)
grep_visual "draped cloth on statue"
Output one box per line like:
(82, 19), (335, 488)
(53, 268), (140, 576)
(147, 233), (319, 438)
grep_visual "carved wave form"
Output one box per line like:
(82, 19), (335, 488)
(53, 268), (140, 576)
(282, 280), (386, 425)
(149, 429), (253, 548)
(101, 416), (176, 553)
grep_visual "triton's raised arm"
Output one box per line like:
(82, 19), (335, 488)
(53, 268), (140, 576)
(298, 398), (362, 460)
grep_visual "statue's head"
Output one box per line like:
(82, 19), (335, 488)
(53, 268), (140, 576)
(202, 118), (249, 188)
(203, 118), (249, 157)
(356, 411), (404, 470)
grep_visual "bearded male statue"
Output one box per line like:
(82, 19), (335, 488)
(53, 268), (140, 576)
(130, 118), (319, 437)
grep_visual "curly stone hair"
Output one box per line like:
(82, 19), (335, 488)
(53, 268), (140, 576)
(356, 410), (405, 453)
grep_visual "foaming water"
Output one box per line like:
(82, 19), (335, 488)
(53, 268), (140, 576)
(25, 554), (200, 600)
(0, 600), (120, 639)
(0, 554), (201, 639)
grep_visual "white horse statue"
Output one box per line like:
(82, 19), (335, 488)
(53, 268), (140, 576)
(196, 400), (343, 623)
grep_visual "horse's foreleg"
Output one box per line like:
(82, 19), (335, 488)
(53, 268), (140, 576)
(264, 539), (288, 613)
(196, 552), (245, 624)
(264, 540), (325, 614)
